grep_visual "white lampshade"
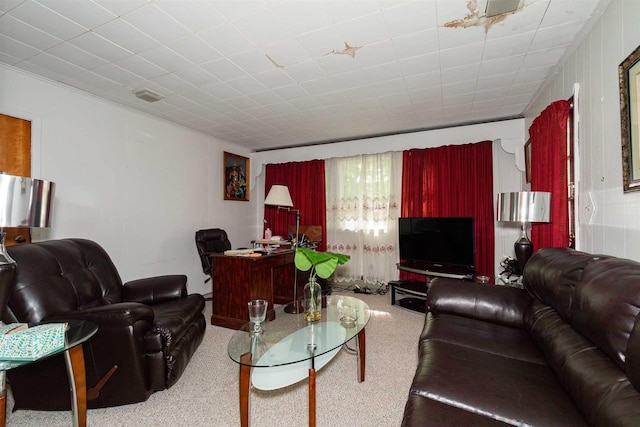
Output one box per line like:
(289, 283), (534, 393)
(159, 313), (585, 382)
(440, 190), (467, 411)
(497, 191), (551, 224)
(264, 185), (293, 208)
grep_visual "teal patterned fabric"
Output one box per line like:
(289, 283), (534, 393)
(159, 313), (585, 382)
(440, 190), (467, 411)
(0, 323), (66, 361)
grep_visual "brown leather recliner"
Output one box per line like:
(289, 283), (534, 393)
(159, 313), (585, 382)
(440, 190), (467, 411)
(4, 238), (206, 410)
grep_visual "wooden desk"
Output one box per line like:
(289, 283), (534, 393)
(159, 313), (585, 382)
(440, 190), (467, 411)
(211, 250), (300, 329)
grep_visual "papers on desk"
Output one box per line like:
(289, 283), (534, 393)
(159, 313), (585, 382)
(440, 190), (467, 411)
(254, 239), (293, 246)
(224, 248), (258, 256)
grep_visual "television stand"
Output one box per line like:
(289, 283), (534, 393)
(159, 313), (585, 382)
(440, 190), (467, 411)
(389, 280), (428, 313)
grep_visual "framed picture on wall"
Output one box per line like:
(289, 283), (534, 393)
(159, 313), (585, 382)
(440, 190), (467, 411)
(223, 151), (250, 201)
(619, 44), (640, 193)
(524, 139), (532, 183)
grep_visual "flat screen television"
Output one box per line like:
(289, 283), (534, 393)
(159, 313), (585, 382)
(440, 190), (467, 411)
(398, 217), (475, 274)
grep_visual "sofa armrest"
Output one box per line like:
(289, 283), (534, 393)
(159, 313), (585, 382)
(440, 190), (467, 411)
(427, 278), (531, 328)
(43, 302), (154, 328)
(123, 275), (187, 305)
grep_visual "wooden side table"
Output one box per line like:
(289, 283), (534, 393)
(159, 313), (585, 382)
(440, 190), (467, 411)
(0, 320), (98, 427)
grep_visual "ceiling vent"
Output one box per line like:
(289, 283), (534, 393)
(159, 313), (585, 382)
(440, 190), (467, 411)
(133, 88), (164, 102)
(485, 0), (521, 17)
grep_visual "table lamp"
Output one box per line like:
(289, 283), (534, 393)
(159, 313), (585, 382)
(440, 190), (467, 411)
(0, 174), (55, 319)
(264, 184), (301, 313)
(497, 191), (550, 274)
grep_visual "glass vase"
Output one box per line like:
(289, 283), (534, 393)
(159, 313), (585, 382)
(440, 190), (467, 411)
(303, 278), (321, 322)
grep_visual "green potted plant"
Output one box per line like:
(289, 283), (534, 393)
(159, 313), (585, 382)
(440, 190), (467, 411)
(294, 247), (350, 322)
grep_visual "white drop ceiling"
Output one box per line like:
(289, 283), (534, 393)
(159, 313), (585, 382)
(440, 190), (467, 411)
(0, 0), (608, 151)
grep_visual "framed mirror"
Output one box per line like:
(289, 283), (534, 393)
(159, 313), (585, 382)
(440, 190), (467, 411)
(619, 44), (640, 192)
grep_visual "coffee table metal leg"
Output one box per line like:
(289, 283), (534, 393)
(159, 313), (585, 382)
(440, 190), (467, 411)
(357, 328), (366, 382)
(64, 344), (88, 427)
(239, 352), (252, 427)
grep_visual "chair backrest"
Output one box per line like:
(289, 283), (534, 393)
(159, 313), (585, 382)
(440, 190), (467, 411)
(5, 238), (124, 323)
(194, 228), (232, 275)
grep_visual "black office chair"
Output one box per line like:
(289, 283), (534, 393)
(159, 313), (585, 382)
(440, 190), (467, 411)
(195, 228), (232, 284)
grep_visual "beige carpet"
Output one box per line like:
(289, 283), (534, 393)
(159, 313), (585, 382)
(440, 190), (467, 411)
(5, 291), (424, 426)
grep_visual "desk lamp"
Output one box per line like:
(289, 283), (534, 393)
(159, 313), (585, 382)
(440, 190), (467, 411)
(0, 174), (55, 319)
(497, 191), (550, 274)
(264, 185), (301, 314)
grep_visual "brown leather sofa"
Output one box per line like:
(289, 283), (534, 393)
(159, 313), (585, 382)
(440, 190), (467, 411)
(4, 238), (206, 410)
(402, 247), (640, 426)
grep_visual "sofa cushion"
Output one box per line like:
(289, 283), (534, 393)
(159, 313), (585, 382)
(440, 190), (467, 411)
(410, 340), (588, 426)
(427, 279), (531, 328)
(524, 247), (605, 323)
(402, 394), (510, 426)
(421, 313), (547, 365)
(571, 257), (640, 370)
(528, 297), (640, 426)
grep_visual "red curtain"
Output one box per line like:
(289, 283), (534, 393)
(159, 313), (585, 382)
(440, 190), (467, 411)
(264, 160), (327, 251)
(529, 100), (571, 249)
(401, 141), (495, 279)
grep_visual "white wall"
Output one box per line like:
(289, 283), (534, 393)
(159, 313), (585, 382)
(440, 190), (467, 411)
(251, 119), (527, 277)
(1, 65), (255, 295)
(524, 0), (640, 261)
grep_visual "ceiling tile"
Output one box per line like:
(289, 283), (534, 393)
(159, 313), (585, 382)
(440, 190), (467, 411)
(154, 0), (225, 33)
(323, 1), (380, 24)
(252, 68), (296, 89)
(399, 52), (440, 76)
(93, 18), (159, 54)
(354, 40), (397, 68)
(483, 31), (535, 60)
(200, 57), (246, 81)
(0, 33), (40, 60)
(91, 0), (147, 18)
(295, 26), (347, 58)
(35, 0), (116, 29)
(137, 45), (193, 73)
(10, 1), (86, 40)
(172, 65), (218, 86)
(150, 73), (197, 94)
(211, 1), (267, 21)
(0, 14), (61, 50)
(24, 51), (85, 76)
(382, 1), (438, 37)
(439, 42), (484, 69)
(270, 1), (333, 36)
(362, 61), (403, 84)
(166, 35), (222, 65)
(0, 0), (25, 14)
(225, 75), (268, 94)
(229, 49), (276, 74)
(440, 62), (481, 84)
(263, 38), (311, 68)
(69, 32), (131, 62)
(283, 59), (326, 83)
(197, 22), (254, 57)
(46, 42), (109, 70)
(272, 84), (308, 101)
(336, 12), (390, 46)
(115, 55), (167, 79)
(232, 9), (291, 47)
(392, 28), (440, 59)
(122, 4), (191, 45)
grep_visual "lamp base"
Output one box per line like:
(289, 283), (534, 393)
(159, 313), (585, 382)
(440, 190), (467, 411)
(514, 236), (533, 275)
(284, 300), (304, 314)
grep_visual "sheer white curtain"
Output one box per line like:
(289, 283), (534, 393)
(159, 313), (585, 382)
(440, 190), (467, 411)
(325, 151), (402, 284)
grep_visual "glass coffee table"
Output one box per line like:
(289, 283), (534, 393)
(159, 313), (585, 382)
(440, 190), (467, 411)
(228, 295), (370, 427)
